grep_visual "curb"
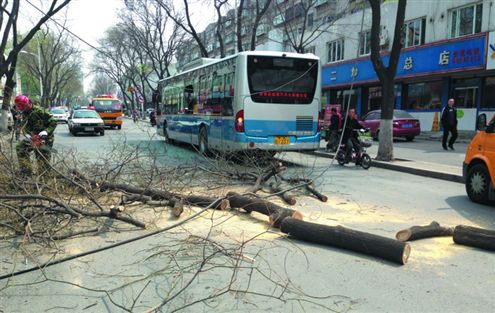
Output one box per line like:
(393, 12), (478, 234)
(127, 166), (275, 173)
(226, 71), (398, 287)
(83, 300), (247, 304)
(310, 150), (464, 184)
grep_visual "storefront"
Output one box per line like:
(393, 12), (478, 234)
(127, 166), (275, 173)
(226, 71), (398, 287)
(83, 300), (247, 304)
(480, 31), (495, 120)
(322, 32), (488, 131)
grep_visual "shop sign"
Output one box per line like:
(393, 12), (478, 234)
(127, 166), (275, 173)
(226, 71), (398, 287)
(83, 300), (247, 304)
(322, 34), (486, 87)
(487, 32), (495, 70)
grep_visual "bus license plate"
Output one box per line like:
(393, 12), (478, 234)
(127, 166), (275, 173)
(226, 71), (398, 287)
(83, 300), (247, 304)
(85, 127), (94, 131)
(274, 136), (290, 145)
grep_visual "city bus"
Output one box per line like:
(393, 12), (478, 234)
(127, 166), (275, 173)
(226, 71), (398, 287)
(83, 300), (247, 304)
(91, 95), (124, 129)
(156, 51), (321, 155)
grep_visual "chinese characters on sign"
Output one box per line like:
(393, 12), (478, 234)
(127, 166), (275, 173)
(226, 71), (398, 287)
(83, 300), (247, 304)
(439, 51), (450, 65)
(403, 57), (413, 70)
(452, 47), (481, 64)
(351, 66), (358, 78)
(330, 70), (337, 81)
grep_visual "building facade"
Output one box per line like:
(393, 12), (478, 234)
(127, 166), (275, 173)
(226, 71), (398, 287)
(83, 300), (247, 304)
(317, 0), (495, 131)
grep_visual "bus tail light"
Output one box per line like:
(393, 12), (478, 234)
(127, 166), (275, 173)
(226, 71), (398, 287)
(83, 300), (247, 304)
(235, 110), (244, 132)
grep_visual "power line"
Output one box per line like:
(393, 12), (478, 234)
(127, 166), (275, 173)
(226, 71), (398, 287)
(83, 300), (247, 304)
(25, 0), (110, 57)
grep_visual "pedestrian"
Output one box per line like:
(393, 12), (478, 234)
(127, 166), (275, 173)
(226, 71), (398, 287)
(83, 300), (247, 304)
(326, 108), (341, 152)
(15, 95), (57, 176)
(441, 98), (458, 150)
(342, 109), (363, 162)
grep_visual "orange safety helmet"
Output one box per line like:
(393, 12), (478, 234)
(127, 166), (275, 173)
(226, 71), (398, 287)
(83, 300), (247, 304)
(14, 95), (32, 112)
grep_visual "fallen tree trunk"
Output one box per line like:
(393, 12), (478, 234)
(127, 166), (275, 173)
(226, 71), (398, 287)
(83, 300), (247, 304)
(280, 218), (411, 265)
(227, 192), (302, 228)
(73, 170), (228, 210)
(453, 225), (495, 252)
(396, 221), (454, 241)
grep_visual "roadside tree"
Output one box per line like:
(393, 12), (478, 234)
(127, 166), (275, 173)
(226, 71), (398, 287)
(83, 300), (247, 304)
(0, 0), (73, 131)
(368, 0), (407, 161)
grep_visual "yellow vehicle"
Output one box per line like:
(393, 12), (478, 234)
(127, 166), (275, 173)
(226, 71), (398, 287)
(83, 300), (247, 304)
(91, 95), (123, 129)
(463, 114), (495, 204)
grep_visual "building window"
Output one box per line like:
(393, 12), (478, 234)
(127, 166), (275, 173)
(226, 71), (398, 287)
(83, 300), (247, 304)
(404, 81), (443, 110)
(327, 38), (344, 63)
(482, 77), (495, 108)
(359, 30), (371, 56)
(449, 3), (482, 38)
(403, 17), (426, 48)
(452, 78), (479, 108)
(308, 13), (314, 28)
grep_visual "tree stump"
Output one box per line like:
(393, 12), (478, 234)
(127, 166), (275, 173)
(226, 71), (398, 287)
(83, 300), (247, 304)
(281, 218), (410, 265)
(453, 225), (495, 252)
(396, 221), (454, 241)
(227, 192), (302, 228)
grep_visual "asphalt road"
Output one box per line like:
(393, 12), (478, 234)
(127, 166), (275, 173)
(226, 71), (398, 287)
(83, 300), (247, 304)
(1, 120), (494, 312)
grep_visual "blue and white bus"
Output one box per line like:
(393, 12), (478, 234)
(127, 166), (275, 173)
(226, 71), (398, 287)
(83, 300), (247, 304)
(156, 51), (321, 154)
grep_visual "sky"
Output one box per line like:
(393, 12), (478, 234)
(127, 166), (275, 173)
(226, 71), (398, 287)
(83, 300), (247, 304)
(18, 0), (126, 94)
(18, 0), (217, 94)
(64, 0), (125, 93)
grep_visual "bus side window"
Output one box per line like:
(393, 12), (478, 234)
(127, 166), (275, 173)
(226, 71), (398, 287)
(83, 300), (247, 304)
(184, 84), (194, 114)
(223, 73), (234, 116)
(210, 71), (223, 115)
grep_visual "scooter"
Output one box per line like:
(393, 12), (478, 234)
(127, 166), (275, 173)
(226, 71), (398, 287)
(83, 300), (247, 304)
(336, 129), (372, 170)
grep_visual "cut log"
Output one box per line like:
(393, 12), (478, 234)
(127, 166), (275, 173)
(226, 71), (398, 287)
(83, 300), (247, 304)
(453, 225), (495, 252)
(172, 198), (184, 218)
(305, 184), (328, 202)
(269, 183), (297, 205)
(280, 218), (410, 265)
(396, 221), (454, 241)
(227, 192), (302, 228)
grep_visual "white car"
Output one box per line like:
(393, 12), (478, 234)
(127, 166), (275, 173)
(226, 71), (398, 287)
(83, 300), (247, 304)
(68, 109), (105, 136)
(50, 108), (69, 123)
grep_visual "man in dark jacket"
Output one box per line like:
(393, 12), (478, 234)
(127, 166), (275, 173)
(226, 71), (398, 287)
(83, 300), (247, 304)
(326, 108), (341, 151)
(441, 98), (458, 150)
(342, 109), (363, 162)
(15, 95), (57, 175)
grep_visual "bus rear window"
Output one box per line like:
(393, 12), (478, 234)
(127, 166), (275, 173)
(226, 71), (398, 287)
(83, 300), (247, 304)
(248, 56), (318, 104)
(93, 100), (122, 112)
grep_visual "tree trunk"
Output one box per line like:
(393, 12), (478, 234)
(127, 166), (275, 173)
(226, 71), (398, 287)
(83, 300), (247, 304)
(227, 192), (302, 228)
(453, 225), (495, 252)
(376, 77), (395, 161)
(368, 0), (407, 162)
(396, 221), (454, 241)
(236, 0), (245, 52)
(280, 218), (410, 265)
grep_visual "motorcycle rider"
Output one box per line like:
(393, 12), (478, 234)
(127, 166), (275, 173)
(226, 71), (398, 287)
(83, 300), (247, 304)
(15, 95), (57, 175)
(342, 109), (363, 163)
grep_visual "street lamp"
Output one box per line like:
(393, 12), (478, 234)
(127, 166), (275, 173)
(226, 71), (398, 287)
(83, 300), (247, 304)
(19, 47), (43, 103)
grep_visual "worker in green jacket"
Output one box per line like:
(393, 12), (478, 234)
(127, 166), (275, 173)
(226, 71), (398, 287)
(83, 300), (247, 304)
(14, 95), (57, 175)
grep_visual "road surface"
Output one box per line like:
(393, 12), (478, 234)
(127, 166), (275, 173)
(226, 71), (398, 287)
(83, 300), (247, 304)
(1, 121), (493, 313)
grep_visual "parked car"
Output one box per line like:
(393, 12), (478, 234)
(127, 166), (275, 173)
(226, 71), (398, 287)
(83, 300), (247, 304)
(50, 108), (69, 123)
(463, 113), (495, 204)
(68, 109), (105, 136)
(360, 109), (420, 141)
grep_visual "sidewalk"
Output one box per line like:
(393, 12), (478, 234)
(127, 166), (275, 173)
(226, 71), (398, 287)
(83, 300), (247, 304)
(313, 138), (466, 183)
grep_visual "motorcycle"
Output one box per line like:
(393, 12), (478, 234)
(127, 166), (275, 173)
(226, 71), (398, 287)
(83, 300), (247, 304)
(336, 129), (372, 170)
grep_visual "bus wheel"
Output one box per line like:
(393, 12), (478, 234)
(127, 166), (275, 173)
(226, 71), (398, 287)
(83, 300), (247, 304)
(199, 127), (209, 156)
(117, 125), (121, 130)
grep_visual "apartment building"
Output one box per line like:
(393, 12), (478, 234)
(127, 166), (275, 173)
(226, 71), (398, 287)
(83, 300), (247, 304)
(176, 0), (337, 69)
(318, 0), (495, 131)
